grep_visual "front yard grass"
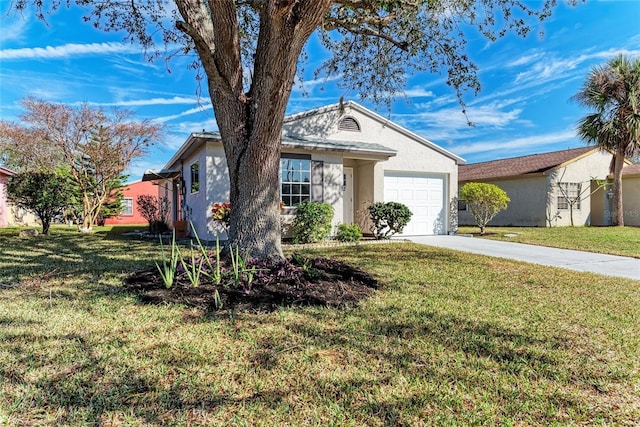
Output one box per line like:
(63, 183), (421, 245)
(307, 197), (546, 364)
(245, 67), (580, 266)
(1, 227), (639, 425)
(458, 225), (640, 258)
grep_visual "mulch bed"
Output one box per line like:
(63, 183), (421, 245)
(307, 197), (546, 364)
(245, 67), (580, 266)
(123, 256), (377, 313)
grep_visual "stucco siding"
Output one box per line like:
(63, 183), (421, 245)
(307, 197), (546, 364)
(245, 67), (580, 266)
(622, 176), (640, 226)
(205, 144), (230, 239)
(179, 147), (208, 239)
(545, 150), (611, 226)
(283, 104), (459, 234)
(0, 174), (8, 227)
(459, 177), (548, 227)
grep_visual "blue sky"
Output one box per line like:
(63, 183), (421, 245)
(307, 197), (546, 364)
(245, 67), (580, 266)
(1, 1), (639, 181)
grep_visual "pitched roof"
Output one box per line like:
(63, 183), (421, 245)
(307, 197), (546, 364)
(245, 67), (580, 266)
(284, 100), (466, 164)
(459, 147), (600, 182)
(623, 162), (640, 176)
(164, 131), (396, 169)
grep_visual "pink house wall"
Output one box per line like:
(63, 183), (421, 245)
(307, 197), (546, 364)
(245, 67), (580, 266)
(104, 181), (161, 225)
(0, 167), (17, 227)
(0, 175), (9, 227)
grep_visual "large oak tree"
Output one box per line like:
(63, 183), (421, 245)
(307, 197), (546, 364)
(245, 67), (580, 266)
(8, 0), (576, 258)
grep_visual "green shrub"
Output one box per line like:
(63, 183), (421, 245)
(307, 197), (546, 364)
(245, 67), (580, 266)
(459, 182), (510, 235)
(368, 201), (412, 239)
(291, 201), (334, 244)
(336, 223), (363, 242)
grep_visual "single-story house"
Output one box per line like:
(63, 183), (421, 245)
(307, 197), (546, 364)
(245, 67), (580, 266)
(0, 166), (38, 227)
(458, 147), (617, 227)
(590, 162), (640, 227)
(104, 180), (162, 226)
(144, 100), (465, 240)
(0, 166), (16, 227)
(621, 163), (640, 226)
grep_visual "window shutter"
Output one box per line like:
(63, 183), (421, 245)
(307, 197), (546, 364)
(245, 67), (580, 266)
(311, 160), (324, 202)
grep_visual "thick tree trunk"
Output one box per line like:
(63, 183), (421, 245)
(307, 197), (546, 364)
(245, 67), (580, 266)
(175, 0), (331, 260)
(611, 149), (626, 226)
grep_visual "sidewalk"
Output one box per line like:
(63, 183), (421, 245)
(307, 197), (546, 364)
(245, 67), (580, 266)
(407, 235), (640, 281)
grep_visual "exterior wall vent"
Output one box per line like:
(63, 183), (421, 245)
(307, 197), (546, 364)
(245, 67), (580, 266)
(338, 116), (361, 132)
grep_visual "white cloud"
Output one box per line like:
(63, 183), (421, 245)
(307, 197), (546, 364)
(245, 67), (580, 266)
(403, 87), (435, 98)
(154, 104), (214, 123)
(513, 48), (640, 86)
(396, 103), (522, 130)
(83, 96), (200, 108)
(505, 51), (546, 68)
(0, 15), (30, 44)
(0, 42), (140, 60)
(293, 74), (343, 93)
(453, 130), (577, 157)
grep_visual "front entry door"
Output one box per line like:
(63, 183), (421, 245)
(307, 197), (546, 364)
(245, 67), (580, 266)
(343, 167), (354, 224)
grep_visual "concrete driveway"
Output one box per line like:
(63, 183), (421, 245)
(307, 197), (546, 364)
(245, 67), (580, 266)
(407, 235), (640, 281)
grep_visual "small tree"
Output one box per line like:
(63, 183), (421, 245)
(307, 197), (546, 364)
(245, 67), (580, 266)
(137, 195), (170, 234)
(459, 183), (510, 235)
(7, 171), (75, 234)
(97, 175), (128, 225)
(368, 202), (413, 239)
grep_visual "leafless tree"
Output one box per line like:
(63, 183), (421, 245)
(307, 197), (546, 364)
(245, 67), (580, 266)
(0, 98), (164, 231)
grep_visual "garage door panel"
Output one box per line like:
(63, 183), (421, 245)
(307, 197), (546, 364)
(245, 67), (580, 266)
(384, 172), (446, 235)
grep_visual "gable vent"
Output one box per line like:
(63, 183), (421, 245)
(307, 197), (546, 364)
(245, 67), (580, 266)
(338, 116), (361, 132)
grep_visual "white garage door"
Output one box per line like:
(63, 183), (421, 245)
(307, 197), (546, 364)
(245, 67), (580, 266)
(384, 172), (446, 235)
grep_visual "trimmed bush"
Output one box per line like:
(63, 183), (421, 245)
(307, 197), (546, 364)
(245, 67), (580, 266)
(290, 201), (334, 244)
(368, 201), (412, 239)
(336, 223), (363, 242)
(459, 182), (510, 235)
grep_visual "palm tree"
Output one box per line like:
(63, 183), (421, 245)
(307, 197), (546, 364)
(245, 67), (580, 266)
(573, 54), (640, 226)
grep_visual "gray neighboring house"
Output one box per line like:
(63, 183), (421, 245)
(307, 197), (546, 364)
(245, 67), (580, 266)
(458, 147), (617, 227)
(144, 101), (465, 240)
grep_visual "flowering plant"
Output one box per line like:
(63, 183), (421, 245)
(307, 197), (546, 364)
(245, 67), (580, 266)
(211, 202), (231, 228)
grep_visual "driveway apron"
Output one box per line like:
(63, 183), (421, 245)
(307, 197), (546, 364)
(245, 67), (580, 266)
(407, 235), (640, 281)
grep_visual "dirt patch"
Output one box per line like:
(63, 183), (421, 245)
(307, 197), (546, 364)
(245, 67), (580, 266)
(123, 256), (377, 313)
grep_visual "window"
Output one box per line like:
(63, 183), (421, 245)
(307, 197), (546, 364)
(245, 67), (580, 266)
(280, 156), (311, 207)
(457, 198), (468, 211)
(338, 116), (361, 132)
(122, 198), (133, 216)
(557, 182), (581, 210)
(190, 161), (199, 193)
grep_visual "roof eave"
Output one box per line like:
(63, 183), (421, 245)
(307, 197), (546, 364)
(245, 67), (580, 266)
(0, 166), (17, 176)
(282, 140), (396, 159)
(164, 132), (219, 169)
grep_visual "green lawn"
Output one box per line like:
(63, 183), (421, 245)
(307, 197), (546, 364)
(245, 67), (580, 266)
(458, 225), (640, 259)
(1, 227), (639, 425)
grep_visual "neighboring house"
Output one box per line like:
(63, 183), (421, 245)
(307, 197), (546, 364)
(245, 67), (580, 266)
(104, 180), (162, 226)
(0, 166), (38, 226)
(622, 164), (640, 226)
(458, 147), (616, 227)
(589, 162), (640, 227)
(143, 101), (465, 240)
(0, 166), (16, 227)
